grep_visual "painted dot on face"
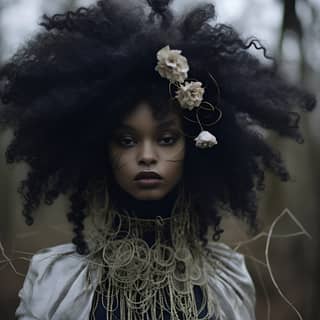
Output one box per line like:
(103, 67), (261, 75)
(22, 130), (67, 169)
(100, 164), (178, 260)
(109, 101), (185, 201)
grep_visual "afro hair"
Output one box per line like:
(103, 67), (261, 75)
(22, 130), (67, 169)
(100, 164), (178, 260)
(0, 0), (316, 254)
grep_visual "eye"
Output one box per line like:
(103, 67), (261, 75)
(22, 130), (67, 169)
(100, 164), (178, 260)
(118, 136), (136, 147)
(159, 135), (178, 145)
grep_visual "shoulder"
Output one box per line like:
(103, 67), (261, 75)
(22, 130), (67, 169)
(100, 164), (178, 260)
(25, 243), (82, 274)
(204, 241), (256, 320)
(16, 243), (96, 320)
(19, 243), (87, 295)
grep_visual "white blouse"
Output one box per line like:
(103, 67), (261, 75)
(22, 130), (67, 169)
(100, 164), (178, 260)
(15, 242), (256, 320)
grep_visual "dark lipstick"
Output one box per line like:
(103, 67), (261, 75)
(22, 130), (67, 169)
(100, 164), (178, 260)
(134, 171), (162, 180)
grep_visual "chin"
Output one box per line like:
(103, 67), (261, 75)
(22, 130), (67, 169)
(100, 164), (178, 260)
(131, 189), (167, 201)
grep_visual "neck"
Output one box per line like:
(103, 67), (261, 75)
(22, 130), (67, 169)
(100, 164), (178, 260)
(111, 184), (179, 219)
(109, 184), (180, 246)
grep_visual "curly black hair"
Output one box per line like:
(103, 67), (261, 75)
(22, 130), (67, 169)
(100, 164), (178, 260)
(0, 0), (316, 254)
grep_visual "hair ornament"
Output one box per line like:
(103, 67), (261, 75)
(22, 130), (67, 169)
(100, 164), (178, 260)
(155, 45), (189, 83)
(194, 130), (217, 148)
(175, 81), (205, 110)
(155, 45), (221, 149)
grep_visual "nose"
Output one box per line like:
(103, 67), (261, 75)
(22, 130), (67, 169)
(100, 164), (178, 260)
(137, 140), (158, 166)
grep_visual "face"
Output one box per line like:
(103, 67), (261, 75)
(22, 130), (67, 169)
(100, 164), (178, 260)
(108, 101), (185, 201)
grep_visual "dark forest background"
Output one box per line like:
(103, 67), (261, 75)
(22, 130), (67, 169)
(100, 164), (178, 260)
(0, 0), (319, 319)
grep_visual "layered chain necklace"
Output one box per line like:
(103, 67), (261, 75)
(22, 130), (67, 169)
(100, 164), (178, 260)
(85, 187), (216, 320)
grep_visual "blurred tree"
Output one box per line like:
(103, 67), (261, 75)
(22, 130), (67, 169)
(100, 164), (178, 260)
(0, 0), (14, 248)
(268, 1), (320, 319)
(308, 145), (320, 319)
(0, 1), (7, 62)
(278, 0), (304, 77)
(278, 0), (319, 80)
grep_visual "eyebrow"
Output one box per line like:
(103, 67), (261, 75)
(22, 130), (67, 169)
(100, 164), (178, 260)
(117, 119), (179, 131)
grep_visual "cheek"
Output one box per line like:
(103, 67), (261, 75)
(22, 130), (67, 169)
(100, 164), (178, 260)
(109, 147), (131, 170)
(109, 149), (130, 183)
(172, 158), (184, 177)
(161, 138), (185, 160)
(109, 151), (138, 188)
(163, 143), (185, 181)
(175, 142), (186, 179)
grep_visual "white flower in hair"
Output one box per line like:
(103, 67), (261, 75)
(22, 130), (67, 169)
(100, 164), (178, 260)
(194, 130), (217, 148)
(175, 81), (205, 110)
(155, 45), (189, 83)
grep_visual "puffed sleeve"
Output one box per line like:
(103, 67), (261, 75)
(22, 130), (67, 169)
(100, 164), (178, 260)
(205, 242), (256, 320)
(15, 243), (96, 320)
(15, 251), (40, 320)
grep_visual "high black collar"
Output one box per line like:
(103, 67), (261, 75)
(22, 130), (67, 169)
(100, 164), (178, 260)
(110, 183), (180, 219)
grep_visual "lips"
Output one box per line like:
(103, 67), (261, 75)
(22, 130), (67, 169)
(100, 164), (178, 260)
(134, 171), (162, 180)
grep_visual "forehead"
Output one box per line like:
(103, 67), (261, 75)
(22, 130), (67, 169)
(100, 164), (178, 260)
(120, 101), (182, 130)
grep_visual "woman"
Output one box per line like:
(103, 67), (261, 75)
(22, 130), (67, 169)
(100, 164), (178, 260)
(0, 0), (316, 319)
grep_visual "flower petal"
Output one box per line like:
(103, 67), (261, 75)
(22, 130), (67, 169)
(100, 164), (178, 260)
(194, 131), (218, 148)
